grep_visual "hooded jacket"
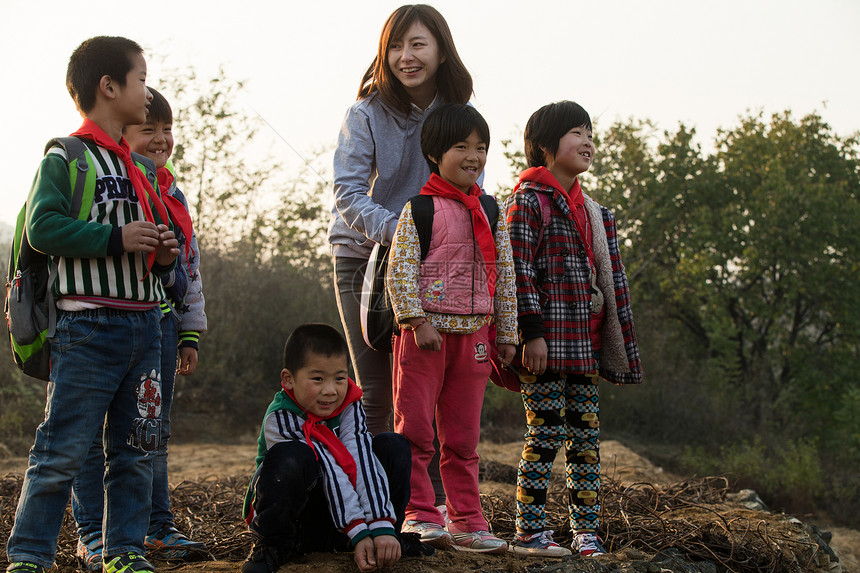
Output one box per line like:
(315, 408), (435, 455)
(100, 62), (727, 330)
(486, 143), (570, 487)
(243, 379), (397, 545)
(505, 168), (642, 384)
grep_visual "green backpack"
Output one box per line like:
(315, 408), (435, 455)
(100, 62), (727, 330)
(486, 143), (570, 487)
(4, 137), (156, 380)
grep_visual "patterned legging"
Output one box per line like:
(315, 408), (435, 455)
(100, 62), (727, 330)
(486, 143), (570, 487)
(515, 372), (600, 534)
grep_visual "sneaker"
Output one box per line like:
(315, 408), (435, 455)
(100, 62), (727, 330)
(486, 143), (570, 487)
(398, 532), (437, 557)
(447, 525), (508, 554)
(103, 553), (155, 573)
(509, 530), (572, 557)
(145, 525), (209, 560)
(402, 520), (452, 549)
(6, 563), (46, 573)
(241, 541), (297, 573)
(435, 503), (449, 525)
(76, 532), (104, 571)
(572, 532), (607, 557)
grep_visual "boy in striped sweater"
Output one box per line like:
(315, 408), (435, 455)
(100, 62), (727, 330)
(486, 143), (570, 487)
(5, 36), (180, 573)
(71, 87), (209, 571)
(242, 324), (432, 573)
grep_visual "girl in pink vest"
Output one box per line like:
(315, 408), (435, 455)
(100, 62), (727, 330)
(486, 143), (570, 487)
(386, 104), (518, 554)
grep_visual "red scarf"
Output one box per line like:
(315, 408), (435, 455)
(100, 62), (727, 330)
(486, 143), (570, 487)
(71, 119), (174, 270)
(282, 379), (363, 487)
(517, 166), (593, 263)
(419, 173), (497, 298)
(157, 166), (194, 261)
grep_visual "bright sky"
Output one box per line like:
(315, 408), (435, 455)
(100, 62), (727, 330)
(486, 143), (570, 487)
(1, 0), (858, 228)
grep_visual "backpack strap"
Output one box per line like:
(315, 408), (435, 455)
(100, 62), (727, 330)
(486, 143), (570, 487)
(44, 137), (92, 220)
(409, 195), (435, 261)
(132, 152), (158, 189)
(478, 193), (499, 235)
(40, 137), (94, 337)
(534, 191), (552, 248)
(410, 192), (501, 261)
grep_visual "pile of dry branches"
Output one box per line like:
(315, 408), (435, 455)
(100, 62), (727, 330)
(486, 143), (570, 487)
(0, 469), (826, 572)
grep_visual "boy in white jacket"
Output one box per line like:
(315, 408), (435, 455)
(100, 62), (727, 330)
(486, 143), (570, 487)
(242, 323), (432, 573)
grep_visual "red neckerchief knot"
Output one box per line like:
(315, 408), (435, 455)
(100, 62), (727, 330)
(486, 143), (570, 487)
(517, 166), (594, 263)
(281, 380), (363, 487)
(419, 173), (497, 298)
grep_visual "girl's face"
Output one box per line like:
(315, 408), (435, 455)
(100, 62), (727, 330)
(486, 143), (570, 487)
(387, 20), (444, 108)
(546, 124), (594, 181)
(432, 129), (487, 193)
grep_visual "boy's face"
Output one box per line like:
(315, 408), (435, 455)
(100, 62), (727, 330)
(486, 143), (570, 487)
(281, 351), (349, 418)
(114, 52), (152, 127)
(125, 120), (174, 169)
(547, 124), (594, 179)
(431, 129), (487, 194)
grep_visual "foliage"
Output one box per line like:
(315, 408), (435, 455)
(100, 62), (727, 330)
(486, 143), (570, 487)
(681, 437), (823, 514)
(3, 79), (859, 527)
(591, 110), (860, 526)
(481, 384), (524, 443)
(0, 67), (340, 451)
(169, 243), (340, 442)
(495, 109), (860, 526)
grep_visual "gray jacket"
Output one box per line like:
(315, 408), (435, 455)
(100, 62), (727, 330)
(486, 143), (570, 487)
(328, 92), (441, 259)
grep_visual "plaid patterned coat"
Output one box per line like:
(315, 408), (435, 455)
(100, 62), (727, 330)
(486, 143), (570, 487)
(505, 177), (642, 385)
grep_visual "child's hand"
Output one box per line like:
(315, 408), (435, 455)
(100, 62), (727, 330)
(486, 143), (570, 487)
(497, 343), (516, 365)
(354, 534), (401, 572)
(155, 224), (180, 266)
(177, 347), (198, 376)
(372, 534), (401, 569)
(122, 221), (161, 253)
(414, 322), (442, 351)
(522, 337), (548, 375)
(353, 537), (376, 572)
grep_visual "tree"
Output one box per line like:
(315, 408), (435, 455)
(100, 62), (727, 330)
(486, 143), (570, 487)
(500, 111), (860, 521)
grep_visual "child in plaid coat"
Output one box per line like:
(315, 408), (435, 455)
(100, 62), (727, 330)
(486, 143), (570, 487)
(504, 101), (643, 558)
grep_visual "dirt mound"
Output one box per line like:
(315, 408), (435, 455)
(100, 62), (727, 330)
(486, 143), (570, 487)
(1, 441), (857, 572)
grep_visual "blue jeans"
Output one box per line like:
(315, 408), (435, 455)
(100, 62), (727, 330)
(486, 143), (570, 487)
(72, 311), (177, 539)
(6, 307), (164, 568)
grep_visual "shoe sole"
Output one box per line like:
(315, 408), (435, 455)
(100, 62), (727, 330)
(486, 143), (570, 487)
(422, 534), (453, 550)
(451, 542), (508, 555)
(145, 547), (211, 562)
(509, 545), (571, 557)
(76, 556), (103, 572)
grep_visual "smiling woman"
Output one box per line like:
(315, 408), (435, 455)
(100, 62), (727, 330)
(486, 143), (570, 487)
(327, 3), (474, 449)
(327, 3), (477, 545)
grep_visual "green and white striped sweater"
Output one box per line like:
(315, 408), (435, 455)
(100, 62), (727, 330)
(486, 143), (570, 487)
(26, 139), (174, 307)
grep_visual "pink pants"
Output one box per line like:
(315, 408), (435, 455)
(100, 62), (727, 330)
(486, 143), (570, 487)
(392, 325), (492, 533)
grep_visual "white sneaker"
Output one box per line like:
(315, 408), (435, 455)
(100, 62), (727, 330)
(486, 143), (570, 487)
(402, 520), (452, 549)
(572, 532), (606, 556)
(509, 530), (572, 557)
(447, 523), (507, 554)
(435, 504), (449, 525)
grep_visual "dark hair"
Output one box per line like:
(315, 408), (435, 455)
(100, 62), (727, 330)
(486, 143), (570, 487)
(146, 87), (172, 124)
(357, 4), (473, 112)
(283, 323), (349, 373)
(66, 36), (144, 114)
(524, 101), (592, 167)
(421, 103), (489, 174)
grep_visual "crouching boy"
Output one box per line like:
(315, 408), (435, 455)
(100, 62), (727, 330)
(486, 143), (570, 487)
(241, 323), (433, 573)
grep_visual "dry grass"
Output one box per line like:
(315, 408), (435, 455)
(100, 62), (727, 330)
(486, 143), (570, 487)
(1, 466), (831, 573)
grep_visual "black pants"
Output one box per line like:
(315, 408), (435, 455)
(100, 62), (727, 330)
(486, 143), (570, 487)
(248, 432), (410, 552)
